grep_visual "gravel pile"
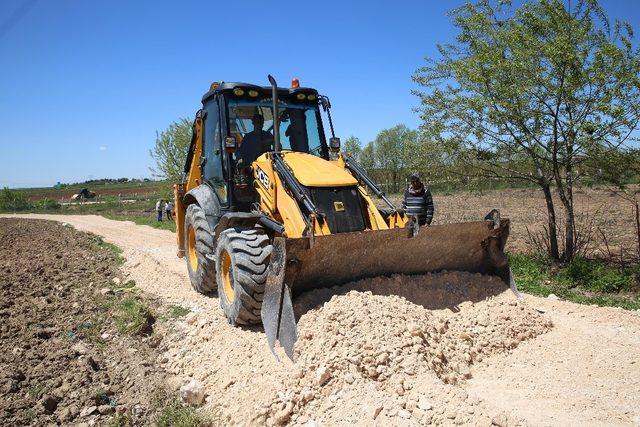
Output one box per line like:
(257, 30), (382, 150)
(265, 272), (552, 425)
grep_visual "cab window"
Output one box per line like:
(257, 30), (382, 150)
(203, 99), (226, 203)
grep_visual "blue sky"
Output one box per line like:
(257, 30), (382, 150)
(1, 0), (639, 187)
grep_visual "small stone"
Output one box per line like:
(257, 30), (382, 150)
(304, 421), (319, 427)
(101, 332), (110, 339)
(79, 405), (97, 417)
(344, 373), (355, 384)
(184, 313), (198, 325)
(98, 404), (114, 414)
(547, 293), (559, 300)
(376, 352), (389, 365)
(180, 380), (205, 406)
(273, 401), (294, 425)
(371, 405), (383, 420)
(71, 343), (89, 355)
(112, 277), (121, 286)
(100, 287), (114, 296)
(407, 323), (422, 337)
(57, 407), (72, 422)
(398, 409), (411, 419)
(492, 412), (509, 427)
(534, 307), (546, 313)
(418, 396), (433, 411)
(315, 366), (331, 386)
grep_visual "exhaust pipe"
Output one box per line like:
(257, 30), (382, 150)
(268, 75), (280, 152)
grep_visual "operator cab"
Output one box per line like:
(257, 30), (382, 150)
(199, 81), (331, 211)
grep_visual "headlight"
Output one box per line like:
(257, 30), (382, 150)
(307, 94), (317, 101)
(233, 88), (245, 96)
(248, 90), (259, 97)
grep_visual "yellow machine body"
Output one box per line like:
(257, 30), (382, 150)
(173, 78), (515, 360)
(251, 151), (401, 238)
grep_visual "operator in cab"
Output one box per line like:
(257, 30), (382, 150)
(238, 114), (273, 166)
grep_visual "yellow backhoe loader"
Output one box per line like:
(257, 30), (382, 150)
(174, 75), (516, 360)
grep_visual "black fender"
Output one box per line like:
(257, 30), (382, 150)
(183, 184), (221, 233)
(213, 212), (285, 238)
(213, 212), (264, 236)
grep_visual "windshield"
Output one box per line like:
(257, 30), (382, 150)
(227, 99), (325, 165)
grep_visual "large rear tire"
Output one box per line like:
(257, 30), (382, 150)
(215, 228), (272, 325)
(184, 204), (216, 294)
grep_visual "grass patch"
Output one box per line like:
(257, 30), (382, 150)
(27, 383), (48, 399)
(167, 305), (191, 319)
(108, 215), (176, 232)
(113, 296), (154, 335)
(91, 236), (125, 265)
(24, 408), (37, 421)
(155, 401), (208, 427)
(510, 253), (640, 310)
(111, 279), (137, 292)
(110, 413), (132, 427)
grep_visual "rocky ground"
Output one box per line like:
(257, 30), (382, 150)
(1, 214), (639, 426)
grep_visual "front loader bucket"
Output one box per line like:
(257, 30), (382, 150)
(262, 216), (514, 360)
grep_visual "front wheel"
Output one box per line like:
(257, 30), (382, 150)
(215, 228), (272, 325)
(184, 204), (216, 294)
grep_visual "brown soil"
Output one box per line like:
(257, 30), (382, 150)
(2, 214), (640, 426)
(0, 219), (167, 426)
(390, 186), (639, 257)
(25, 183), (163, 201)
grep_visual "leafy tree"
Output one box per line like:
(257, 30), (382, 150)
(414, 0), (640, 261)
(343, 136), (363, 161)
(360, 141), (375, 170)
(150, 118), (193, 185)
(373, 124), (419, 192)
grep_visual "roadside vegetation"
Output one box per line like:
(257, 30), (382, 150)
(0, 184), (176, 232)
(511, 254), (640, 310)
(154, 399), (209, 427)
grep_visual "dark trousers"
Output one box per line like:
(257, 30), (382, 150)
(157, 210), (162, 222)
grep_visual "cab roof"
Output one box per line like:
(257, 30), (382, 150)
(201, 82), (319, 104)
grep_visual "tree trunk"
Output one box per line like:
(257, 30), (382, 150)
(392, 170), (398, 193)
(557, 172), (576, 262)
(562, 198), (576, 261)
(634, 198), (640, 259)
(564, 147), (576, 261)
(541, 183), (560, 260)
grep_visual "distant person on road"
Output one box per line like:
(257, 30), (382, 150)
(402, 173), (434, 226)
(238, 114), (273, 165)
(165, 200), (173, 221)
(155, 199), (163, 222)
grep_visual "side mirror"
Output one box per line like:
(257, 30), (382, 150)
(224, 136), (237, 153)
(329, 137), (341, 152)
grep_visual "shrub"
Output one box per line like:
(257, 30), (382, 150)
(0, 187), (31, 211)
(556, 257), (635, 293)
(35, 198), (61, 210)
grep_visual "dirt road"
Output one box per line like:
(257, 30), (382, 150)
(2, 213), (639, 426)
